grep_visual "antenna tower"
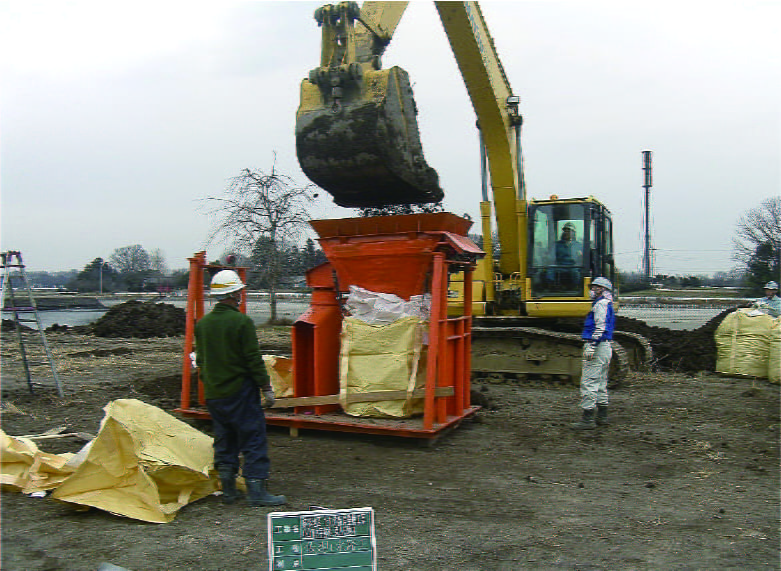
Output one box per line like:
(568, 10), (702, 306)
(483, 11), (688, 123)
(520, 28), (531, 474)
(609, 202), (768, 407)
(642, 150), (653, 280)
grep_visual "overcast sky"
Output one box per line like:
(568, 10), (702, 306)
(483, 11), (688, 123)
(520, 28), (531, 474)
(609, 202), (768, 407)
(1, 1), (778, 275)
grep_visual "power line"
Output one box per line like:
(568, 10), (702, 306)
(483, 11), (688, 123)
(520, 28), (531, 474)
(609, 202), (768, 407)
(653, 248), (733, 253)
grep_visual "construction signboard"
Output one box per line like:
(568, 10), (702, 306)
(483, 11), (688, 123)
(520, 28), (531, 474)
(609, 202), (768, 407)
(268, 507), (376, 570)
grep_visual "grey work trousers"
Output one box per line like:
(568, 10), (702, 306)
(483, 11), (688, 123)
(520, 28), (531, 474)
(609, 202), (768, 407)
(580, 341), (612, 410)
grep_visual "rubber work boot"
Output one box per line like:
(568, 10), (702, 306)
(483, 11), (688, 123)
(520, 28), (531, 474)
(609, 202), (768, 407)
(246, 479), (286, 507)
(596, 404), (611, 426)
(217, 466), (241, 505)
(570, 408), (597, 431)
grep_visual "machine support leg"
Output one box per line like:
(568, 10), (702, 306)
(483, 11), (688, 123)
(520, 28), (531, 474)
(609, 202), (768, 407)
(424, 252), (446, 430)
(180, 252), (205, 411)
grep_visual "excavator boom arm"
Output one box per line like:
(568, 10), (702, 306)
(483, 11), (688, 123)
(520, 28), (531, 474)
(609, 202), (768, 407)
(434, 1), (525, 276)
(298, 1), (525, 274)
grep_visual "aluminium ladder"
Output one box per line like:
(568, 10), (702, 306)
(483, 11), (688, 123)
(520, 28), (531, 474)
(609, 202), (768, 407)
(1, 251), (63, 396)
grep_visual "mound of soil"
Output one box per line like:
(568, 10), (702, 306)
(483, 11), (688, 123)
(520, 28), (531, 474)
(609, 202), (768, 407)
(544, 308), (737, 374)
(90, 300), (185, 338)
(615, 308), (736, 373)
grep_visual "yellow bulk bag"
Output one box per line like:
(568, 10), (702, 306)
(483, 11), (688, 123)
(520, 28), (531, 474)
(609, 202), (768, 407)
(715, 309), (773, 378)
(0, 430), (76, 494)
(52, 399), (217, 523)
(339, 316), (427, 418)
(264, 355), (294, 397)
(768, 318), (781, 384)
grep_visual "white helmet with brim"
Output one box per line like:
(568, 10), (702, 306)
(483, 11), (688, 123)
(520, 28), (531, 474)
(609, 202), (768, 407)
(210, 269), (246, 298)
(591, 277), (613, 291)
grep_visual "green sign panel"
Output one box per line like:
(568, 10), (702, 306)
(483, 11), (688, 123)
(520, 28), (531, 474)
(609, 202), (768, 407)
(268, 507), (376, 571)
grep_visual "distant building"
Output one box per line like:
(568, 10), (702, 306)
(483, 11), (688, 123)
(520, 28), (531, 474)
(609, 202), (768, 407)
(142, 276), (173, 294)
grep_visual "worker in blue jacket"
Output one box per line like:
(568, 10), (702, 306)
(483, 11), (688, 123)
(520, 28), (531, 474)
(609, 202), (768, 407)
(752, 281), (781, 318)
(571, 277), (615, 430)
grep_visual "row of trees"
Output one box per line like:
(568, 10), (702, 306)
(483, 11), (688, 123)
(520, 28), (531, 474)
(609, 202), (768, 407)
(65, 246), (176, 293)
(618, 270), (746, 293)
(50, 239), (328, 295)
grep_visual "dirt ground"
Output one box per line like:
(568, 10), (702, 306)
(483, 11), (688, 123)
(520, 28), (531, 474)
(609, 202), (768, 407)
(1, 328), (779, 571)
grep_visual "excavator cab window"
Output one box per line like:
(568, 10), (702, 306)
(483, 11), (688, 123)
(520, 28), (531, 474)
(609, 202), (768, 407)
(591, 205), (616, 290)
(528, 202), (591, 297)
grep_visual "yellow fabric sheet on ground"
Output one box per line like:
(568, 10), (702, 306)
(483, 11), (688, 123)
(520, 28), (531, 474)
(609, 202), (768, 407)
(0, 430), (76, 493)
(339, 316), (427, 418)
(715, 309), (773, 378)
(51, 399), (217, 523)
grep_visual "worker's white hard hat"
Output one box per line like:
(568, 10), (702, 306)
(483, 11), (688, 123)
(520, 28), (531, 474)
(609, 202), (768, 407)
(210, 269), (245, 297)
(764, 281), (778, 290)
(591, 277), (613, 291)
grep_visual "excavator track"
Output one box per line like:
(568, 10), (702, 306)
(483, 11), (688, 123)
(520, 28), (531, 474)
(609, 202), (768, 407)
(612, 330), (653, 372)
(470, 326), (643, 387)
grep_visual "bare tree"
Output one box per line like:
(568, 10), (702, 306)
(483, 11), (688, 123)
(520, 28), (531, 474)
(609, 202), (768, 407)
(204, 164), (315, 323)
(149, 248), (169, 276)
(733, 197), (781, 292)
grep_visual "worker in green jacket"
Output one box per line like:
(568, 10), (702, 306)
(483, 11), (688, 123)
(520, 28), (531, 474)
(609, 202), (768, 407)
(195, 269), (286, 507)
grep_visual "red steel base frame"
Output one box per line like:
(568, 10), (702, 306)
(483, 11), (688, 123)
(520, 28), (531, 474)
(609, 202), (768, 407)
(174, 406), (481, 439)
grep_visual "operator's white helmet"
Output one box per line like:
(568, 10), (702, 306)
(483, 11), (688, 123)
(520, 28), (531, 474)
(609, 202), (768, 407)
(210, 269), (246, 297)
(591, 277), (613, 291)
(764, 281), (779, 290)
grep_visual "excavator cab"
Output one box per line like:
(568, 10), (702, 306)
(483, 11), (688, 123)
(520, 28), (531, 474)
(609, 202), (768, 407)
(527, 197), (616, 300)
(296, 2), (443, 208)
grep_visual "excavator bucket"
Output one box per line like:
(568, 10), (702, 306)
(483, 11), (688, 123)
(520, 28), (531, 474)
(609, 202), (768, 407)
(296, 66), (443, 208)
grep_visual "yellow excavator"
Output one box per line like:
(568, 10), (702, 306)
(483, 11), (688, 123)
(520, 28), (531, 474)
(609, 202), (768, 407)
(296, 1), (651, 381)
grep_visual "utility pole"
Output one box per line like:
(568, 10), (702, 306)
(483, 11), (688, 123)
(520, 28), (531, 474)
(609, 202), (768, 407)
(642, 150), (653, 281)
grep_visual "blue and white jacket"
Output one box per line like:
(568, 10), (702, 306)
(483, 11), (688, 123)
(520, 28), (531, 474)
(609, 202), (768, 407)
(582, 292), (615, 343)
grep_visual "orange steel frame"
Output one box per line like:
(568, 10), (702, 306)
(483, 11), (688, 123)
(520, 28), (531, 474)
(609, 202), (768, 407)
(269, 213), (483, 439)
(176, 251), (247, 416)
(176, 215), (483, 441)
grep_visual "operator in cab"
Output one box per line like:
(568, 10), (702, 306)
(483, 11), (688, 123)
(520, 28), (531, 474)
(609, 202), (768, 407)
(571, 277), (615, 431)
(752, 281), (781, 318)
(555, 222), (583, 266)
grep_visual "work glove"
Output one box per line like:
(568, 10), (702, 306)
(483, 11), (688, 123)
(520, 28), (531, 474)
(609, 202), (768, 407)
(582, 343), (596, 361)
(261, 389), (276, 409)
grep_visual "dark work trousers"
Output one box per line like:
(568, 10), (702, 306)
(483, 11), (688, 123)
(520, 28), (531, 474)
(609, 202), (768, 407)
(205, 377), (270, 480)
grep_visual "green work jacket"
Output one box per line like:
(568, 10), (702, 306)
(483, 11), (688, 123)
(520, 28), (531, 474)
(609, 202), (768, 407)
(194, 302), (271, 400)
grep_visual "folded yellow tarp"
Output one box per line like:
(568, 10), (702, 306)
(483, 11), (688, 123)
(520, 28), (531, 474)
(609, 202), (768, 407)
(0, 430), (76, 494)
(339, 316), (427, 418)
(715, 309), (773, 378)
(264, 355), (294, 397)
(52, 399), (217, 523)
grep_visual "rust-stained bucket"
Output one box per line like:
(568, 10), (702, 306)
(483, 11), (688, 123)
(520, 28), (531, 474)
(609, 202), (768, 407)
(296, 66), (443, 208)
